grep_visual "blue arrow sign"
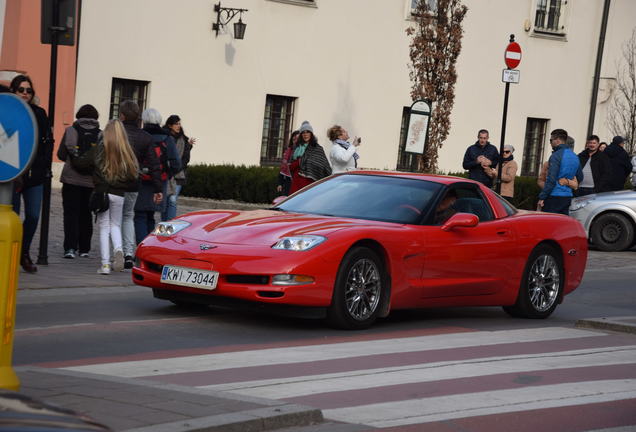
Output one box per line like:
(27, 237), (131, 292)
(0, 93), (37, 183)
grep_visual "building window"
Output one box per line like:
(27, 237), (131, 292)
(410, 0), (437, 15)
(534, 0), (567, 35)
(521, 118), (549, 177)
(109, 78), (149, 120)
(260, 94), (296, 166)
(266, 0), (316, 7)
(396, 107), (419, 172)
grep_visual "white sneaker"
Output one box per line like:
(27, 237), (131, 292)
(98, 264), (111, 275)
(113, 250), (124, 272)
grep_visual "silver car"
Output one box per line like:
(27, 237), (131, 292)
(569, 190), (636, 251)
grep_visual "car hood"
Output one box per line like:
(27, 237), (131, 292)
(175, 209), (392, 245)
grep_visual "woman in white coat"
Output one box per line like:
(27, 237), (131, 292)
(327, 125), (360, 173)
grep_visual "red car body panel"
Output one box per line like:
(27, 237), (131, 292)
(132, 172), (588, 315)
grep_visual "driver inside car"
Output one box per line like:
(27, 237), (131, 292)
(434, 189), (458, 225)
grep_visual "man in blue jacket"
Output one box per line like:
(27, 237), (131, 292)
(538, 129), (583, 215)
(462, 129), (499, 187)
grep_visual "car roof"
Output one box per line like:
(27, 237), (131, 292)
(340, 170), (475, 186)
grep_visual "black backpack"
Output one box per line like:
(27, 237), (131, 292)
(70, 124), (100, 175)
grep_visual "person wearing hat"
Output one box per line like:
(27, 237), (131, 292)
(288, 121), (332, 194)
(485, 144), (518, 203)
(604, 135), (632, 191)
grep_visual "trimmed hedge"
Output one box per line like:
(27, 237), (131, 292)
(182, 164), (628, 210)
(182, 164), (279, 204)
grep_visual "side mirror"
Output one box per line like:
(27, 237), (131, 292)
(441, 212), (479, 231)
(272, 196), (287, 206)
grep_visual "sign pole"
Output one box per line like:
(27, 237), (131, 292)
(37, 0), (62, 266)
(496, 80), (510, 195)
(0, 93), (39, 391)
(496, 34), (521, 195)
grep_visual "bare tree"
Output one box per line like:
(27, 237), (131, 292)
(406, 0), (468, 173)
(608, 27), (636, 155)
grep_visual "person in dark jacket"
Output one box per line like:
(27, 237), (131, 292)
(10, 75), (53, 273)
(277, 130), (299, 196)
(161, 114), (194, 221)
(138, 108), (181, 243)
(604, 136), (632, 191)
(118, 100), (158, 268)
(576, 134), (611, 196)
(57, 104), (101, 259)
(462, 129), (499, 188)
(538, 129), (583, 215)
(289, 121), (332, 194)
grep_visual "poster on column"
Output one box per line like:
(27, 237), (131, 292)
(405, 100), (431, 154)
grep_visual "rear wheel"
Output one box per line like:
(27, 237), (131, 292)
(590, 212), (634, 252)
(327, 247), (385, 330)
(503, 244), (563, 319)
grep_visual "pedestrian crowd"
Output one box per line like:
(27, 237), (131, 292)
(462, 128), (636, 216)
(5, 73), (636, 275)
(6, 74), (195, 275)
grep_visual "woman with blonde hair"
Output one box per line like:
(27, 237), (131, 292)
(93, 119), (139, 274)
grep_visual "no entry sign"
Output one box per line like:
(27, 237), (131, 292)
(504, 42), (522, 69)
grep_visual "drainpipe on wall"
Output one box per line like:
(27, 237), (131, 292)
(587, 0), (611, 138)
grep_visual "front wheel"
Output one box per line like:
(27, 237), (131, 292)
(327, 247), (385, 330)
(590, 212), (634, 252)
(503, 244), (563, 319)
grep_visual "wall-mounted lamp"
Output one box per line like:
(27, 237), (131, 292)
(212, 2), (248, 40)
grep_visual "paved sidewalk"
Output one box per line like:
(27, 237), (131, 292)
(17, 367), (322, 432)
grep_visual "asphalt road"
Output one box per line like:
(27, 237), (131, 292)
(13, 248), (636, 366)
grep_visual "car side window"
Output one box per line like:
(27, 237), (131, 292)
(453, 187), (494, 222)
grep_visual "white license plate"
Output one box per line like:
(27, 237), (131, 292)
(160, 265), (219, 290)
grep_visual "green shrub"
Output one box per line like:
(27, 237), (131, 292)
(182, 164), (279, 203)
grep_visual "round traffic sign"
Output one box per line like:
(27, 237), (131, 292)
(504, 42), (522, 69)
(0, 93), (38, 183)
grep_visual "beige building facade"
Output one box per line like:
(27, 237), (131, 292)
(72, 0), (636, 176)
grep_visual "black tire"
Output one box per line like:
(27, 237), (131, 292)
(327, 247), (385, 330)
(590, 212), (634, 252)
(503, 244), (563, 319)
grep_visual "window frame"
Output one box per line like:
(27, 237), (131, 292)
(265, 0), (317, 7)
(408, 0), (437, 19)
(260, 94), (297, 167)
(531, 0), (569, 38)
(109, 78), (149, 120)
(521, 118), (549, 177)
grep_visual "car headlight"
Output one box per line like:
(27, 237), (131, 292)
(569, 198), (593, 212)
(152, 220), (191, 237)
(272, 235), (326, 251)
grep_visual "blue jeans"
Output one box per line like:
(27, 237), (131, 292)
(161, 184), (182, 221)
(542, 196), (572, 215)
(134, 211), (155, 245)
(13, 184), (43, 255)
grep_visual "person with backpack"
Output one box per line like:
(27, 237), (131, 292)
(57, 104), (101, 259)
(137, 108), (181, 243)
(93, 120), (140, 274)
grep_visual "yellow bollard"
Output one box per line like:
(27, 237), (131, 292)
(0, 203), (21, 390)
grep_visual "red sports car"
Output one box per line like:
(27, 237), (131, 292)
(133, 172), (588, 329)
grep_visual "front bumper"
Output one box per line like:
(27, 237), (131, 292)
(132, 235), (338, 307)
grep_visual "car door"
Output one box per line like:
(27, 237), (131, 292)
(418, 185), (519, 299)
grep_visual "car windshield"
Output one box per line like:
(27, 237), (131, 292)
(275, 174), (443, 224)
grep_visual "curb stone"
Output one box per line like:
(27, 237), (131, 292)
(575, 316), (636, 335)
